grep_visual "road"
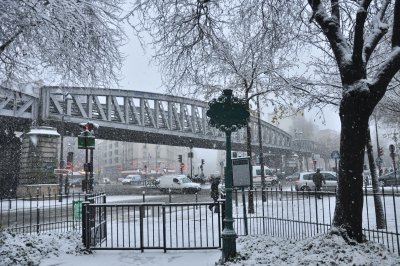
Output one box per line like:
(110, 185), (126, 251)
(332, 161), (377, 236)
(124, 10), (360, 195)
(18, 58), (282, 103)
(68, 183), (213, 203)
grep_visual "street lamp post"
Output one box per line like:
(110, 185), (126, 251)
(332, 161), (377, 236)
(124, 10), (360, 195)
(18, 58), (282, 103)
(58, 93), (72, 202)
(256, 94), (266, 202)
(389, 144), (397, 191)
(207, 89), (249, 261)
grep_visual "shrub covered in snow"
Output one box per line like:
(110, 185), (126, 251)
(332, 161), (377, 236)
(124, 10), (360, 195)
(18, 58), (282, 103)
(223, 231), (400, 266)
(0, 231), (85, 266)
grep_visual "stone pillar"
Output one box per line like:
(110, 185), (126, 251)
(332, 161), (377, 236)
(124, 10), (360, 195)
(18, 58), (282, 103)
(18, 126), (60, 196)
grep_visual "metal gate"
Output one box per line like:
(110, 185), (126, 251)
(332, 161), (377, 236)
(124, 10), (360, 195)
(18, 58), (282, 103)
(82, 202), (222, 251)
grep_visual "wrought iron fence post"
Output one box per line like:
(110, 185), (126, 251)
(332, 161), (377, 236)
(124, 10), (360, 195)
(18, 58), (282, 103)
(82, 201), (90, 250)
(218, 199), (225, 246)
(392, 187), (400, 255)
(140, 205), (144, 252)
(162, 205), (166, 253)
(36, 207), (40, 234)
(241, 187), (248, 235)
(315, 188), (319, 234)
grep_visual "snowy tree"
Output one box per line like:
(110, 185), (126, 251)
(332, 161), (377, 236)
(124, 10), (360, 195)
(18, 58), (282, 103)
(130, 1), (301, 213)
(0, 0), (126, 87)
(297, 0), (400, 242)
(129, 0), (400, 243)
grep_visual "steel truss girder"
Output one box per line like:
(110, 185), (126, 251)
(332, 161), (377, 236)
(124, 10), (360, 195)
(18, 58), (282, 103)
(0, 85), (326, 155)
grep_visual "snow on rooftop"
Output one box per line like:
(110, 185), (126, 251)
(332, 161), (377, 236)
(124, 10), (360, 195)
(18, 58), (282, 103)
(26, 127), (60, 137)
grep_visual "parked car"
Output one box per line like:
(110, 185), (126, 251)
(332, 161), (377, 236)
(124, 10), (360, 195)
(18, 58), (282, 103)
(155, 174), (201, 194)
(252, 165), (278, 186)
(102, 178), (111, 184)
(121, 174), (143, 185)
(378, 171), (400, 187)
(295, 171), (338, 192)
(68, 177), (82, 187)
(286, 172), (300, 182)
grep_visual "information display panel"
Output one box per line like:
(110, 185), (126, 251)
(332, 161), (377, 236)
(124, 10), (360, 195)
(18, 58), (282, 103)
(232, 157), (251, 187)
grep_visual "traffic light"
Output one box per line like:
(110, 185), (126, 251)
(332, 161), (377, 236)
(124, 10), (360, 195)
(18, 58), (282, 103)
(67, 152), (74, 163)
(178, 154), (182, 163)
(378, 146), (384, 157)
(201, 159), (205, 165)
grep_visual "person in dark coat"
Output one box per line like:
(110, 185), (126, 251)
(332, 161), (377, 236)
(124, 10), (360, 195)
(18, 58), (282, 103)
(209, 177), (220, 212)
(312, 169), (326, 199)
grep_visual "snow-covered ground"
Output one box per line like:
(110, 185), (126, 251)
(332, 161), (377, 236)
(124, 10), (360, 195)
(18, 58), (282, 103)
(2, 191), (400, 265)
(1, 230), (400, 266)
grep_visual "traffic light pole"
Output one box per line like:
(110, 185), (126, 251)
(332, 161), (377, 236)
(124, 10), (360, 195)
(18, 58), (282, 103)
(85, 142), (89, 193)
(89, 149), (94, 192)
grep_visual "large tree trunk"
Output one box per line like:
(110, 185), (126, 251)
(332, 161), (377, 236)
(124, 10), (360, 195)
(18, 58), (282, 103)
(365, 127), (386, 229)
(333, 90), (371, 243)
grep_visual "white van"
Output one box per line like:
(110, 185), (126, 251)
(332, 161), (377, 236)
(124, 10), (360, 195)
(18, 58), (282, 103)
(252, 165), (278, 186)
(155, 175), (201, 194)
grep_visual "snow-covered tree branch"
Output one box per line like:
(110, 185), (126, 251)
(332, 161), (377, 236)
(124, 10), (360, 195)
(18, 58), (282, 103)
(0, 0), (126, 87)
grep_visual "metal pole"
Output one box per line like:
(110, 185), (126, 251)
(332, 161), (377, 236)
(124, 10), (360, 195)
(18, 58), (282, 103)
(257, 95), (266, 202)
(190, 146), (193, 180)
(85, 144), (88, 194)
(58, 94), (66, 202)
(89, 148), (94, 192)
(390, 144), (398, 192)
(222, 130), (237, 259)
(241, 187), (248, 235)
(375, 115), (382, 176)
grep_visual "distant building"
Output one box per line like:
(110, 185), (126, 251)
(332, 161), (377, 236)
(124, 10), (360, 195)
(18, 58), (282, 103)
(95, 141), (189, 180)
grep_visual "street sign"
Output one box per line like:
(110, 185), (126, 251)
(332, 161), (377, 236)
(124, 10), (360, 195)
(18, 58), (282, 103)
(331, 150), (340, 159)
(65, 162), (72, 169)
(54, 169), (71, 175)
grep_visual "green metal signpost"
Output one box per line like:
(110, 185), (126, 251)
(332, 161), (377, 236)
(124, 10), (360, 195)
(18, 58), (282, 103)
(206, 89), (249, 261)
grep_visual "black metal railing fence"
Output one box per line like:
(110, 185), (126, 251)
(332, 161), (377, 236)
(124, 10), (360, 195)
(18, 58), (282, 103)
(231, 186), (400, 255)
(82, 201), (222, 251)
(0, 192), (105, 234)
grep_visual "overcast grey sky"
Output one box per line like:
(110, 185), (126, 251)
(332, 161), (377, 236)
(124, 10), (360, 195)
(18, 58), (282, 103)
(117, 33), (342, 174)
(119, 34), (341, 133)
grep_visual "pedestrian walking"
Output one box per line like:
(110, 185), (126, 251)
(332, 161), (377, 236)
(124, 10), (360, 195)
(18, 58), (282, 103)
(209, 176), (220, 212)
(312, 169), (326, 199)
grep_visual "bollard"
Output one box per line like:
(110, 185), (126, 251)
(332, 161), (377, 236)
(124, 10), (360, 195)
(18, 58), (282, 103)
(36, 207), (40, 234)
(142, 190), (145, 202)
(168, 189), (172, 203)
